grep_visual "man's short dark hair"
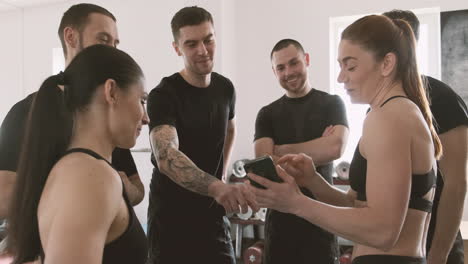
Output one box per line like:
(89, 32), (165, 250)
(58, 3), (116, 58)
(171, 6), (213, 41)
(382, 9), (420, 40)
(270, 39), (305, 60)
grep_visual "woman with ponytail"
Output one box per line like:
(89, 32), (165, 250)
(248, 15), (439, 264)
(7, 44), (148, 264)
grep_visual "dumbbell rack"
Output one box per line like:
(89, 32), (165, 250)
(229, 216), (265, 259)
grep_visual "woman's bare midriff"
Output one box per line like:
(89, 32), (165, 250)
(351, 196), (432, 260)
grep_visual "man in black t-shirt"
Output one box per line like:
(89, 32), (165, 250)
(146, 6), (257, 264)
(383, 10), (468, 264)
(254, 39), (349, 264)
(424, 75), (468, 264)
(0, 4), (144, 222)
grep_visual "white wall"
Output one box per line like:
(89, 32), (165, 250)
(1, 0), (467, 226)
(0, 0), (229, 226)
(230, 0), (468, 166)
(0, 9), (23, 122)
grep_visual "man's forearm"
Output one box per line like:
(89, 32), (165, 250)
(159, 147), (220, 196)
(254, 138), (280, 162)
(429, 126), (468, 262)
(151, 125), (220, 196)
(222, 127), (236, 181)
(428, 180), (466, 261)
(275, 136), (342, 165)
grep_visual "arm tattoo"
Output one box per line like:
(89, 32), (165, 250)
(151, 125), (218, 196)
(151, 125), (177, 161)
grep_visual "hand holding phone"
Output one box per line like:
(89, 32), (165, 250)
(243, 156), (282, 189)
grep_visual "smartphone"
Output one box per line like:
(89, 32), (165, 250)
(244, 156), (282, 189)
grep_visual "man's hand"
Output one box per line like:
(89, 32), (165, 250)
(209, 181), (259, 214)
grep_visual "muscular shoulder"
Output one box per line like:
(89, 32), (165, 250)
(148, 74), (180, 104)
(150, 73), (180, 93)
(211, 72), (235, 96)
(425, 75), (466, 112)
(262, 95), (285, 110)
(211, 72), (233, 86)
(255, 94), (288, 120)
(310, 89), (343, 104)
(364, 99), (420, 138)
(50, 153), (122, 201)
(424, 75), (468, 133)
(39, 153), (122, 250)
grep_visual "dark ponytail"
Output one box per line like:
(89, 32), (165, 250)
(7, 75), (72, 263)
(6, 44), (143, 263)
(392, 19), (442, 159)
(342, 15), (442, 159)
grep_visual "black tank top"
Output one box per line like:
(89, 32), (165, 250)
(349, 96), (436, 212)
(41, 148), (148, 264)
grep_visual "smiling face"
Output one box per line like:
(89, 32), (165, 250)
(173, 21), (216, 77)
(111, 79), (149, 149)
(271, 44), (310, 98)
(337, 39), (385, 104)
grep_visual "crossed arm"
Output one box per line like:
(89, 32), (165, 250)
(273, 125), (349, 166)
(254, 125), (353, 206)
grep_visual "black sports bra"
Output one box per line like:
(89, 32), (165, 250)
(41, 148), (148, 264)
(349, 96), (436, 212)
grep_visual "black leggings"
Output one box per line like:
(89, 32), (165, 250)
(352, 255), (426, 264)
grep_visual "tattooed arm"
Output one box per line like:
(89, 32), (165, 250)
(150, 125), (258, 213)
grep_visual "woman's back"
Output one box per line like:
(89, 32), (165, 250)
(352, 95), (436, 258)
(38, 149), (148, 264)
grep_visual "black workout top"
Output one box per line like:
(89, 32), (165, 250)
(41, 148), (148, 264)
(349, 96), (436, 213)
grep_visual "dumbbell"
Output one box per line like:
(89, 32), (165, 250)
(339, 248), (353, 264)
(243, 240), (264, 264)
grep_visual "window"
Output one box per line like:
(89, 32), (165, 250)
(329, 7), (441, 164)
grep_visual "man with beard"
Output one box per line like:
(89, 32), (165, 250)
(254, 39), (349, 264)
(146, 6), (257, 264)
(0, 3), (145, 225)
